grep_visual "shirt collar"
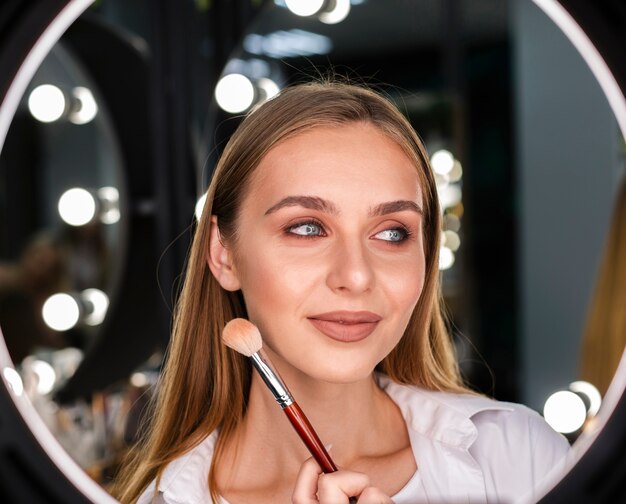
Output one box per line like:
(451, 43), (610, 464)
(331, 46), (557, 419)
(377, 373), (514, 449)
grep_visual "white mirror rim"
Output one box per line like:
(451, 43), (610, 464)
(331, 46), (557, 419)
(0, 0), (624, 502)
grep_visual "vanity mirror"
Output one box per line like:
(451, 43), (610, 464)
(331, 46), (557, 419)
(0, 0), (625, 502)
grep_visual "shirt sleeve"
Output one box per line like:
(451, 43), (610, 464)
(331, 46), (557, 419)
(469, 404), (570, 503)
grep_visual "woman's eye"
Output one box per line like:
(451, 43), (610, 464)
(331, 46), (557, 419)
(374, 228), (407, 243)
(288, 221), (325, 237)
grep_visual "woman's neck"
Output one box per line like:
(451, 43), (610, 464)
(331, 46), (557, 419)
(216, 357), (411, 499)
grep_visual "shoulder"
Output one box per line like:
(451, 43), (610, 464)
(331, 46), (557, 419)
(379, 375), (570, 500)
(137, 432), (219, 504)
(378, 373), (568, 451)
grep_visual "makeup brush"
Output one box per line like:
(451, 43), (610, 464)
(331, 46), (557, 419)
(222, 318), (338, 474)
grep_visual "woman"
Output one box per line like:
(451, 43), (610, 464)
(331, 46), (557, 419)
(113, 82), (569, 503)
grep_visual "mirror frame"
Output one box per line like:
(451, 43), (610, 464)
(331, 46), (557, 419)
(0, 0), (624, 502)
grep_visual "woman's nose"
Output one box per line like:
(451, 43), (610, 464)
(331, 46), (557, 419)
(325, 238), (375, 294)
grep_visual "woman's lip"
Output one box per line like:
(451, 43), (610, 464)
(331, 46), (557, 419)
(307, 311), (381, 343)
(308, 310), (382, 324)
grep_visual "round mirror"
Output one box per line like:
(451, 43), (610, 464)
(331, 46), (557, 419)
(0, 0), (625, 502)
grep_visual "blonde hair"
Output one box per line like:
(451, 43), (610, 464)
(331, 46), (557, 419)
(112, 81), (468, 503)
(580, 181), (626, 395)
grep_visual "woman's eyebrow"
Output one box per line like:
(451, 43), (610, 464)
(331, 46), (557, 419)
(369, 200), (423, 216)
(264, 195), (339, 215)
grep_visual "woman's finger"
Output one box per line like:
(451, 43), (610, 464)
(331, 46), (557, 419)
(357, 486), (394, 504)
(292, 457), (324, 504)
(316, 470), (371, 503)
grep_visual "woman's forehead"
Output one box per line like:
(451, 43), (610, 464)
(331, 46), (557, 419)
(244, 123), (424, 208)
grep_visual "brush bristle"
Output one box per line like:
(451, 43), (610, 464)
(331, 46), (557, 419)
(222, 318), (263, 357)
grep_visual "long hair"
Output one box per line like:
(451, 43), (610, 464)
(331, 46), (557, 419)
(112, 81), (468, 503)
(580, 181), (626, 395)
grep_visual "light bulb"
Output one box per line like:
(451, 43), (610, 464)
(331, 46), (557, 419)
(28, 84), (66, 123)
(130, 372), (148, 387)
(431, 149), (455, 175)
(543, 390), (587, 434)
(570, 381), (602, 416)
(58, 188), (96, 226)
(69, 86), (98, 124)
(2, 367), (24, 396)
(256, 78), (280, 101)
(81, 288), (109, 326)
(42, 293), (80, 331)
(443, 230), (461, 252)
(215, 74), (255, 114)
(97, 186), (120, 224)
(439, 247), (455, 270)
(438, 184), (462, 210)
(285, 0), (325, 17)
(319, 0), (350, 24)
(31, 360), (56, 395)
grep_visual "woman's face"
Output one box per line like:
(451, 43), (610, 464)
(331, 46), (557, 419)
(227, 122), (426, 383)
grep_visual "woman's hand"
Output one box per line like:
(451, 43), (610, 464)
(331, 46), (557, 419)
(292, 456), (393, 504)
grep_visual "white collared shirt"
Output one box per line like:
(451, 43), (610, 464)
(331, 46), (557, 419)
(138, 375), (570, 504)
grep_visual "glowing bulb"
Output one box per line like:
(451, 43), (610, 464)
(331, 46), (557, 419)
(3, 367), (24, 396)
(319, 0), (350, 24)
(285, 0), (325, 16)
(28, 84), (66, 123)
(58, 188), (96, 226)
(215, 74), (255, 114)
(81, 288), (109, 326)
(257, 78), (280, 101)
(443, 213), (461, 232)
(570, 381), (602, 416)
(431, 149), (455, 175)
(69, 87), (98, 124)
(97, 186), (120, 224)
(448, 160), (463, 182)
(443, 230), (461, 252)
(31, 360), (56, 395)
(195, 193), (207, 221)
(438, 184), (462, 210)
(439, 247), (455, 270)
(42, 293), (80, 331)
(130, 372), (148, 387)
(543, 390), (587, 434)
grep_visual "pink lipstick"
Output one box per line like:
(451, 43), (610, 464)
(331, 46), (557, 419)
(308, 310), (381, 342)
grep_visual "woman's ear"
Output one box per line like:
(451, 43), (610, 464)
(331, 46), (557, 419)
(207, 215), (241, 291)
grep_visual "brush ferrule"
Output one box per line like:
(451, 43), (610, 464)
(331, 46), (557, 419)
(250, 351), (293, 408)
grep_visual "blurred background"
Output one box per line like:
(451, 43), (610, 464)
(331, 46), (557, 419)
(0, 0), (625, 497)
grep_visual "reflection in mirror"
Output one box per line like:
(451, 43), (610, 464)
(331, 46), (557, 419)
(0, 0), (625, 500)
(0, 39), (126, 476)
(207, 0), (624, 428)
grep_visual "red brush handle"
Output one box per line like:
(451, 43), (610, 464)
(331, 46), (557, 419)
(283, 402), (338, 473)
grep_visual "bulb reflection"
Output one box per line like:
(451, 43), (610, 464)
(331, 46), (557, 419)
(439, 247), (455, 270)
(319, 0), (351, 24)
(431, 149), (455, 175)
(285, 0), (325, 17)
(28, 84), (66, 123)
(81, 288), (109, 326)
(543, 390), (587, 434)
(443, 230), (461, 252)
(69, 86), (98, 124)
(31, 360), (56, 395)
(42, 293), (80, 332)
(2, 367), (24, 397)
(58, 188), (96, 226)
(256, 78), (280, 101)
(215, 73), (255, 114)
(97, 186), (120, 224)
(570, 381), (602, 416)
